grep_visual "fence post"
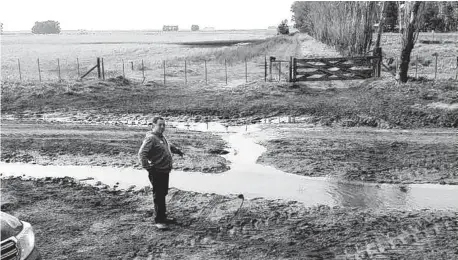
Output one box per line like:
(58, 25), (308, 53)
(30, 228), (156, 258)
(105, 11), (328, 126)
(77, 58), (80, 78)
(101, 58), (105, 80)
(278, 61), (281, 82)
(293, 58), (297, 82)
(131, 61), (134, 71)
(434, 54), (438, 80)
(57, 58), (61, 82)
(97, 58), (101, 79)
(204, 60), (207, 85)
(122, 59), (125, 78)
(374, 47), (382, 77)
(163, 60), (166, 85)
(264, 56), (267, 82)
(395, 58), (398, 75)
(289, 56), (293, 82)
(225, 59), (227, 85)
(185, 60), (187, 85)
(415, 55), (418, 79)
(142, 59), (145, 80)
(37, 58), (42, 82)
(456, 56), (458, 80)
(245, 58), (248, 83)
(18, 59), (22, 81)
(269, 57), (273, 81)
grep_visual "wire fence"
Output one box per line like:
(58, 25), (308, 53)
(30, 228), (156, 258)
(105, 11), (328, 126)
(2, 53), (457, 84)
(382, 52), (458, 80)
(1, 56), (293, 85)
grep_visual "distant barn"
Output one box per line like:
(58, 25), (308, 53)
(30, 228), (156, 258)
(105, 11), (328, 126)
(163, 25), (179, 31)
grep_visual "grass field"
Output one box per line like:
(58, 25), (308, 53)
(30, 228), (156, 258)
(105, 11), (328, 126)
(1, 30), (303, 83)
(379, 32), (458, 80)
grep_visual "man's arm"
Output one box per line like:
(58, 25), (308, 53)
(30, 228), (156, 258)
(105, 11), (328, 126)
(138, 136), (154, 170)
(170, 143), (184, 156)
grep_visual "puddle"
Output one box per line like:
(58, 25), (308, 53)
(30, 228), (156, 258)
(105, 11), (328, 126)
(2, 122), (458, 211)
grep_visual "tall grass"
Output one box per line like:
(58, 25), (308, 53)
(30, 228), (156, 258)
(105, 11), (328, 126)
(296, 2), (378, 56)
(178, 35), (302, 65)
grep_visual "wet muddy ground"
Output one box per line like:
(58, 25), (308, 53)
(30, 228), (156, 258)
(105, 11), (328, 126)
(2, 177), (457, 260)
(1, 120), (458, 259)
(253, 124), (458, 185)
(0, 121), (230, 173)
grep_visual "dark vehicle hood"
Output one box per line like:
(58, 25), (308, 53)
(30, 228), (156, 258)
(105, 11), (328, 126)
(1, 212), (23, 240)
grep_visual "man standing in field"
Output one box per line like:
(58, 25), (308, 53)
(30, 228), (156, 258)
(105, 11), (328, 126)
(138, 116), (184, 229)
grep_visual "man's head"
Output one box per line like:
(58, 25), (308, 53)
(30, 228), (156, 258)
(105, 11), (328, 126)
(151, 116), (166, 135)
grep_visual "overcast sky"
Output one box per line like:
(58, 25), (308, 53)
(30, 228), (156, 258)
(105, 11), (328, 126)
(0, 0), (296, 31)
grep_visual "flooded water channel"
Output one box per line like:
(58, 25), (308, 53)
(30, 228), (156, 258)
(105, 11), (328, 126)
(1, 121), (457, 211)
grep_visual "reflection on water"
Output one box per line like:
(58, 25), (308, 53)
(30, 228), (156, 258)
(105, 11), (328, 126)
(2, 122), (458, 211)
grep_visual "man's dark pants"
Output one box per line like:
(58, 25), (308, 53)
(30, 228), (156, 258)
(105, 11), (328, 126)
(147, 169), (170, 223)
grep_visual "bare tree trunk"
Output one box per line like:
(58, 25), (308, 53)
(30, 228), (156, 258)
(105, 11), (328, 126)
(398, 1), (424, 83)
(374, 1), (387, 49)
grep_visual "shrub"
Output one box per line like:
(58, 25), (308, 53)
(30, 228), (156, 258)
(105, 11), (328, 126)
(277, 20), (290, 35)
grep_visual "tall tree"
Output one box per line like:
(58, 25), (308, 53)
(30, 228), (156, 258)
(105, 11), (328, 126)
(32, 20), (61, 34)
(384, 2), (399, 32)
(398, 1), (424, 83)
(291, 1), (312, 33)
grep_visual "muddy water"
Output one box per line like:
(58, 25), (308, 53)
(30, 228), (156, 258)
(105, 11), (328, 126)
(2, 122), (458, 210)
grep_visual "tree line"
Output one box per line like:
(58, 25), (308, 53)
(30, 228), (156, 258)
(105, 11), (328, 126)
(292, 1), (458, 34)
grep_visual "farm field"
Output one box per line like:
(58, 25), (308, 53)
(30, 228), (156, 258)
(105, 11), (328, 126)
(1, 30), (300, 83)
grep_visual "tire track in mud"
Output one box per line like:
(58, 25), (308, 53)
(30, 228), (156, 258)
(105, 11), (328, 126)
(335, 213), (458, 259)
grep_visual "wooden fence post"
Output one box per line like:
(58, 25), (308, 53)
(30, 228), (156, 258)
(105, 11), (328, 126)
(204, 60), (207, 85)
(101, 58), (105, 80)
(225, 59), (228, 85)
(77, 58), (80, 78)
(122, 59), (125, 78)
(456, 57), (458, 80)
(245, 58), (248, 83)
(57, 58), (61, 82)
(269, 57), (273, 81)
(131, 61), (134, 71)
(293, 58), (297, 82)
(415, 55), (418, 79)
(163, 60), (166, 85)
(142, 59), (145, 80)
(289, 56), (293, 82)
(395, 58), (398, 75)
(37, 58), (42, 82)
(18, 59), (22, 81)
(97, 58), (101, 79)
(185, 60), (187, 85)
(434, 54), (438, 80)
(264, 56), (267, 82)
(374, 47), (382, 77)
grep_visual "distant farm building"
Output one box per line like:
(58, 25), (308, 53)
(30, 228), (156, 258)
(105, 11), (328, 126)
(163, 25), (179, 31)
